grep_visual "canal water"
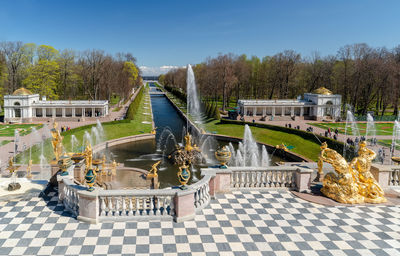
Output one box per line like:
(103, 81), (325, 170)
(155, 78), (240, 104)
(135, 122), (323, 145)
(107, 83), (284, 189)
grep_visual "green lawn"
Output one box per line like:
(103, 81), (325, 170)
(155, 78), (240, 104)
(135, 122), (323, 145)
(16, 88), (152, 164)
(0, 124), (44, 137)
(308, 122), (394, 136)
(377, 139), (400, 150)
(204, 119), (321, 161)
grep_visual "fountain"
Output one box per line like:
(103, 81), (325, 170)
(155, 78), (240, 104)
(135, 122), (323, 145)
(365, 113), (376, 144)
(226, 125), (270, 167)
(343, 109), (360, 158)
(186, 64), (202, 125)
(70, 135), (78, 153)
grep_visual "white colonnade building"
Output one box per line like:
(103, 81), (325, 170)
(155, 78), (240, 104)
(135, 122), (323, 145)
(237, 87), (341, 121)
(4, 88), (109, 123)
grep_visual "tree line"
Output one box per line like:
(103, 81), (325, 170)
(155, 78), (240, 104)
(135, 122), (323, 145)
(159, 43), (400, 116)
(0, 41), (141, 104)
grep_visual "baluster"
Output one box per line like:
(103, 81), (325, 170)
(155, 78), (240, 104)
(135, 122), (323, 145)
(108, 197), (113, 217)
(200, 186), (205, 205)
(256, 172), (261, 187)
(149, 197), (154, 216)
(100, 197), (106, 216)
(205, 183), (210, 201)
(116, 197), (121, 216)
(266, 171), (270, 187)
(235, 172), (239, 187)
(135, 197), (140, 216)
(161, 197), (167, 215)
(278, 171), (283, 187)
(273, 171), (278, 187)
(282, 172), (287, 187)
(262, 171), (267, 187)
(291, 171), (296, 188)
(128, 197), (133, 216)
(155, 196), (161, 215)
(121, 196), (127, 216)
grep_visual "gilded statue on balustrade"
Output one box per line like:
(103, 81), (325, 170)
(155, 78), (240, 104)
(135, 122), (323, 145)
(319, 141), (386, 204)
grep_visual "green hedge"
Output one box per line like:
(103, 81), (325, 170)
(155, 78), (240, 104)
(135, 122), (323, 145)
(126, 86), (144, 120)
(219, 119), (356, 160)
(164, 85), (187, 103)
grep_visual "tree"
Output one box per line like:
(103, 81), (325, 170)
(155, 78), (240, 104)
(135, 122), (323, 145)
(0, 41), (28, 93)
(24, 59), (59, 99)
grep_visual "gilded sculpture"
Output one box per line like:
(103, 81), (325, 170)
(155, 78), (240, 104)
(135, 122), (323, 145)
(147, 160), (161, 179)
(319, 141), (386, 204)
(50, 122), (64, 162)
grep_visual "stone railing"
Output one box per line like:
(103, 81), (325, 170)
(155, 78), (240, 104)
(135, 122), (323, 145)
(98, 189), (176, 221)
(370, 164), (400, 188)
(188, 174), (212, 212)
(229, 167), (298, 188)
(57, 165), (316, 223)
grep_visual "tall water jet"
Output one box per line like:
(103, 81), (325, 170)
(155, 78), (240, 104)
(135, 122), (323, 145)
(343, 110), (360, 158)
(392, 120), (400, 157)
(235, 150), (245, 167)
(261, 145), (270, 167)
(91, 126), (100, 145)
(186, 64), (202, 125)
(96, 119), (105, 142)
(365, 113), (376, 144)
(83, 131), (93, 146)
(71, 135), (78, 152)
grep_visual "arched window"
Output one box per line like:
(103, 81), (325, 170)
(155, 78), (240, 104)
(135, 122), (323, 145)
(14, 102), (21, 118)
(325, 101), (333, 116)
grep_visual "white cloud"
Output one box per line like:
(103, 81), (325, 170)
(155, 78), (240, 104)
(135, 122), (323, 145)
(139, 65), (185, 76)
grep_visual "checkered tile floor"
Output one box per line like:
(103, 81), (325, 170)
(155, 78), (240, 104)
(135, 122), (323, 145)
(0, 188), (400, 256)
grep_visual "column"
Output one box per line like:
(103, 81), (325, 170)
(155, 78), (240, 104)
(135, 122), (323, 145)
(244, 107), (247, 116)
(62, 108), (66, 117)
(290, 107), (294, 116)
(43, 108), (46, 117)
(32, 108), (36, 117)
(272, 107), (275, 116)
(300, 107), (304, 117)
(281, 107), (284, 116)
(72, 108), (76, 117)
(52, 108), (56, 118)
(262, 107), (266, 116)
(92, 108), (95, 117)
(253, 107), (256, 116)
(82, 108), (85, 117)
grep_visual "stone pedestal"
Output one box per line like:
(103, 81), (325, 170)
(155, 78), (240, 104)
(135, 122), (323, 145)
(370, 164), (392, 189)
(174, 191), (195, 222)
(77, 189), (99, 224)
(57, 172), (74, 201)
(296, 167), (313, 193)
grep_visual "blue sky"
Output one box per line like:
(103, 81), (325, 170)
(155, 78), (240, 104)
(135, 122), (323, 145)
(1, 0), (400, 75)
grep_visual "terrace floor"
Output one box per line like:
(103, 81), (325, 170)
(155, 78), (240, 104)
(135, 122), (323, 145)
(0, 188), (399, 256)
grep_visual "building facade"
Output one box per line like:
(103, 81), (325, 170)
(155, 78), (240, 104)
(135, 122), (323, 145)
(237, 87), (341, 121)
(4, 88), (109, 123)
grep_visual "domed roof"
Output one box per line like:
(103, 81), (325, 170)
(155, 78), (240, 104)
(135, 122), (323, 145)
(12, 88), (33, 96)
(313, 87), (332, 95)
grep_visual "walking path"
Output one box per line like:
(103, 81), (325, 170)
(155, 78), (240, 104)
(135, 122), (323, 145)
(0, 188), (399, 255)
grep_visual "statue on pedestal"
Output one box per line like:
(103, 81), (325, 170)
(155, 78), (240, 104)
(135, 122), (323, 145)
(50, 122), (64, 162)
(319, 141), (386, 204)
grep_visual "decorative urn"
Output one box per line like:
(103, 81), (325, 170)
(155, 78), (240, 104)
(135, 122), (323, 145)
(215, 146), (232, 169)
(177, 164), (191, 186)
(85, 169), (96, 191)
(58, 154), (73, 176)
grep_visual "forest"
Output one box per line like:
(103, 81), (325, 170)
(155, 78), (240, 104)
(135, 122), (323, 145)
(159, 43), (400, 116)
(0, 41), (141, 104)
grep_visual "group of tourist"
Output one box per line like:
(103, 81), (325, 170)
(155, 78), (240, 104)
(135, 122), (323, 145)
(61, 126), (71, 132)
(323, 128), (339, 140)
(284, 123), (300, 130)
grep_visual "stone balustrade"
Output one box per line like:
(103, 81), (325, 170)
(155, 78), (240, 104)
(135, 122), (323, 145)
(98, 189), (176, 221)
(188, 175), (212, 212)
(61, 178), (80, 217)
(390, 166), (400, 186)
(370, 164), (400, 189)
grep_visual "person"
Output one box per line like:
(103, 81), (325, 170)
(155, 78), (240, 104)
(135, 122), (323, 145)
(252, 119), (255, 123)
(288, 124), (291, 128)
(333, 134), (337, 140)
(285, 124), (287, 128)
(335, 128), (339, 135)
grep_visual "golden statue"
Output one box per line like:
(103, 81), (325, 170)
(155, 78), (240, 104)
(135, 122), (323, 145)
(26, 159), (33, 179)
(319, 141), (386, 204)
(350, 141), (386, 203)
(184, 133), (193, 152)
(147, 160), (161, 179)
(51, 122), (64, 161)
(84, 142), (93, 169)
(316, 142), (327, 182)
(7, 156), (18, 174)
(111, 160), (118, 176)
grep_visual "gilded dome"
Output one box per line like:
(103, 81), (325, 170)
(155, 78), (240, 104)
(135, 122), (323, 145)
(313, 87), (332, 95)
(12, 88), (33, 96)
